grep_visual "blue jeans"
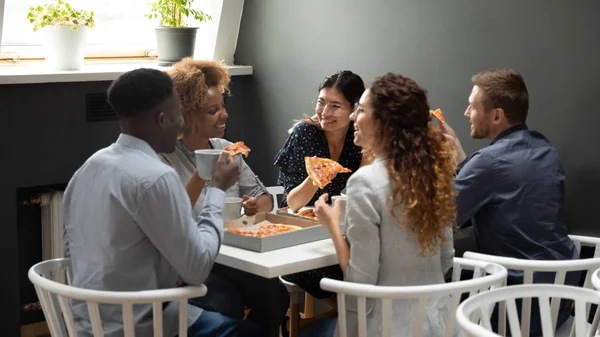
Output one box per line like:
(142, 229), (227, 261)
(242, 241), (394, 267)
(188, 263), (290, 337)
(187, 310), (262, 337)
(298, 317), (337, 337)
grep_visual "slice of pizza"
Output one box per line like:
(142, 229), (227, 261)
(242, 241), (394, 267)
(296, 209), (318, 220)
(430, 108), (446, 124)
(305, 156), (352, 189)
(259, 224), (302, 236)
(224, 141), (251, 157)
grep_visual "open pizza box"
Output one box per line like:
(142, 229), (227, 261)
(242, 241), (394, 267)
(224, 212), (328, 253)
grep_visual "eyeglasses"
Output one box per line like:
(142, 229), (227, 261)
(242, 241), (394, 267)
(353, 103), (368, 114)
(315, 100), (349, 116)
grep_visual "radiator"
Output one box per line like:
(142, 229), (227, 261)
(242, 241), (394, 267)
(40, 191), (65, 283)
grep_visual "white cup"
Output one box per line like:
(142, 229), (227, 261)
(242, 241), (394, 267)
(331, 195), (348, 232)
(194, 149), (224, 180)
(223, 197), (243, 221)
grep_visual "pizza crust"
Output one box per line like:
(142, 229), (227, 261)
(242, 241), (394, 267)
(224, 141), (251, 157)
(305, 157), (327, 189)
(430, 108), (446, 124)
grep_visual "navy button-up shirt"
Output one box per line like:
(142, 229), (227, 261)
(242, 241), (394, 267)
(455, 124), (579, 283)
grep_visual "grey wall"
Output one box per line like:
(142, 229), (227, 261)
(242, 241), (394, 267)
(234, 0), (600, 236)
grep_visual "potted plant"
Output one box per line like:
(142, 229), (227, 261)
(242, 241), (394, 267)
(145, 0), (212, 66)
(27, 0), (94, 70)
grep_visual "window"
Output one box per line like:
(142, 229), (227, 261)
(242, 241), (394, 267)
(0, 0), (245, 65)
(1, 0), (158, 58)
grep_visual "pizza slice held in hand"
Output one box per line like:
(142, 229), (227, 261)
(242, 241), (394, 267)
(224, 141), (251, 157)
(305, 156), (352, 189)
(430, 108), (446, 124)
(296, 208), (318, 220)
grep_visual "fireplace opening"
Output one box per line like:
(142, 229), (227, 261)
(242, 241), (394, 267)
(17, 183), (66, 328)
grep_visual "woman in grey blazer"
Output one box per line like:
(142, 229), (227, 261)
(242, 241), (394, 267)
(304, 73), (459, 337)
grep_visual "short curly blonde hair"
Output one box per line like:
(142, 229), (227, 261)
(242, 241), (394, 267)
(167, 57), (231, 138)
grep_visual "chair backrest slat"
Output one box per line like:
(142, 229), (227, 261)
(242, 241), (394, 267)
(380, 298), (392, 337)
(320, 257), (507, 336)
(550, 270), (567, 327)
(443, 292), (462, 337)
(36, 287), (62, 337)
(505, 298), (523, 337)
(451, 264), (462, 282)
(413, 297), (427, 337)
(574, 300), (587, 336)
(478, 303), (493, 331)
(28, 258), (206, 337)
(87, 302), (105, 337)
(537, 296), (553, 337)
(337, 293), (348, 337)
(153, 302), (164, 337)
(520, 270), (535, 337)
(122, 303), (135, 337)
(57, 295), (78, 337)
(357, 296), (367, 337)
(179, 300), (188, 337)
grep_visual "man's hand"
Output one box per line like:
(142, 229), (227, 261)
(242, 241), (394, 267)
(439, 122), (467, 164)
(242, 195), (260, 216)
(211, 152), (240, 192)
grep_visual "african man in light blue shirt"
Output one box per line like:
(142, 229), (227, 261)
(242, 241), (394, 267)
(63, 68), (261, 337)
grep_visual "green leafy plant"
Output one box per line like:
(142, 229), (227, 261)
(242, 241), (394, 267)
(145, 0), (212, 28)
(26, 0), (95, 32)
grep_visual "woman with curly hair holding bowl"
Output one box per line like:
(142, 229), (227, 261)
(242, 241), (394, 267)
(302, 73), (458, 337)
(161, 58), (288, 337)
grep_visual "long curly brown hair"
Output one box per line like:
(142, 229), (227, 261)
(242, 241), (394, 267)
(369, 73), (456, 256)
(167, 57), (231, 138)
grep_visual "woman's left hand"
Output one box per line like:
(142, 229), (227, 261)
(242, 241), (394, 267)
(314, 193), (341, 232)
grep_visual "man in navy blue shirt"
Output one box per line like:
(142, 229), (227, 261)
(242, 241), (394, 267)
(442, 68), (579, 334)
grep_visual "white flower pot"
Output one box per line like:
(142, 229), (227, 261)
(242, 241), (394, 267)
(43, 25), (89, 70)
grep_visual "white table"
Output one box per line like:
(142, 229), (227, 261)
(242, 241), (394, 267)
(216, 239), (337, 279)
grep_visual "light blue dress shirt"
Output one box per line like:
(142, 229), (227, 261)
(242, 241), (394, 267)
(63, 134), (225, 337)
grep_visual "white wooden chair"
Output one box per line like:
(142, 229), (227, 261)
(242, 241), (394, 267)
(28, 258), (207, 337)
(456, 284), (600, 337)
(266, 185), (284, 213)
(320, 257), (508, 337)
(463, 234), (600, 337)
(587, 267), (600, 334)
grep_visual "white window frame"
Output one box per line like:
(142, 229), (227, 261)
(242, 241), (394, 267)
(0, 0), (244, 64)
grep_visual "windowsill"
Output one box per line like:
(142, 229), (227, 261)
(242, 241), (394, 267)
(0, 58), (253, 85)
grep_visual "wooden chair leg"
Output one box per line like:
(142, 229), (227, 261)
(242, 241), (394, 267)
(303, 293), (314, 318)
(288, 302), (299, 337)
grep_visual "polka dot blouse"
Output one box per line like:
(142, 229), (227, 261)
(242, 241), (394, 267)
(274, 122), (362, 207)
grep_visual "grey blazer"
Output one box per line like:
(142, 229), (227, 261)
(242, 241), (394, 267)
(336, 156), (457, 337)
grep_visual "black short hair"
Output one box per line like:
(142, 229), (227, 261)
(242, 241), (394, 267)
(107, 68), (174, 117)
(319, 70), (365, 105)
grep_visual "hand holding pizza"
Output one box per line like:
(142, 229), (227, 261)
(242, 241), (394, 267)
(439, 121), (467, 164)
(314, 193), (342, 232)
